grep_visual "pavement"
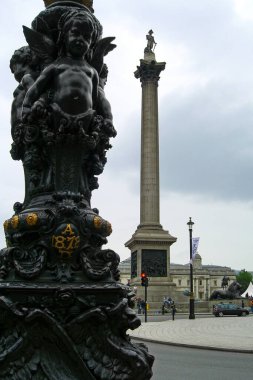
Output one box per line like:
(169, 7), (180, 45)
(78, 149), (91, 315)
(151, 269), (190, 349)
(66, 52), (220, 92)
(128, 314), (253, 353)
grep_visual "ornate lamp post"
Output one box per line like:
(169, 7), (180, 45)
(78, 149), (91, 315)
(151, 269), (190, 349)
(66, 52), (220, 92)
(187, 217), (195, 319)
(0, 1), (154, 378)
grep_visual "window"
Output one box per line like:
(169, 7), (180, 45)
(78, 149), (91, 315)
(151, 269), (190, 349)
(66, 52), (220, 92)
(199, 280), (202, 286)
(214, 280), (217, 286)
(178, 280), (181, 285)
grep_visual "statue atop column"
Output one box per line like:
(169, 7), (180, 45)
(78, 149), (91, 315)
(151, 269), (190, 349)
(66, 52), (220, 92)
(145, 29), (157, 53)
(0, 1), (154, 379)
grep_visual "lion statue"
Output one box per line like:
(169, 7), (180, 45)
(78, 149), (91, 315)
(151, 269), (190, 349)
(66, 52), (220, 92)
(210, 281), (242, 300)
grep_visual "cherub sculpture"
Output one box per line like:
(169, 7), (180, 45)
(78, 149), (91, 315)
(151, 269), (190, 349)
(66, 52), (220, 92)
(10, 46), (40, 159)
(22, 10), (116, 130)
(12, 9), (116, 201)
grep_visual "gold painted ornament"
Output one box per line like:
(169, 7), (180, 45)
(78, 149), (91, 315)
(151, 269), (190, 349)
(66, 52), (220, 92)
(11, 215), (19, 229)
(26, 213), (38, 226)
(93, 216), (103, 229)
(3, 220), (9, 231)
(52, 223), (80, 258)
(107, 222), (112, 235)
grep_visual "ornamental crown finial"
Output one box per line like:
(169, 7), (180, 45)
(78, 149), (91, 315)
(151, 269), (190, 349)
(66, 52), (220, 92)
(43, 0), (94, 11)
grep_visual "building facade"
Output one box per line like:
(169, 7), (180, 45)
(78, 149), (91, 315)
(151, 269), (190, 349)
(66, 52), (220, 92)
(119, 253), (236, 304)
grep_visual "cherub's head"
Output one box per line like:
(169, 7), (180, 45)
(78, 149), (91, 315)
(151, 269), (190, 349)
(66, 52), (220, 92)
(58, 10), (102, 59)
(10, 46), (38, 82)
(65, 17), (93, 58)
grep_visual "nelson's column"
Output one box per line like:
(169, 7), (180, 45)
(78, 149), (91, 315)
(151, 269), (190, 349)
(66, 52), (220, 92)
(0, 1), (154, 379)
(125, 30), (177, 307)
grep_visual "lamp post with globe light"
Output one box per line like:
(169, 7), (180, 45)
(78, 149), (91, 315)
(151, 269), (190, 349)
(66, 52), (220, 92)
(187, 217), (195, 319)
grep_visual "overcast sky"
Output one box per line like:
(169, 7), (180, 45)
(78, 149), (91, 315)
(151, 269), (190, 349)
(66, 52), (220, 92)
(1, 0), (253, 270)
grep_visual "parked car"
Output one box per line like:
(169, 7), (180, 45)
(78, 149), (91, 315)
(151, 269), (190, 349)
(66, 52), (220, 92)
(213, 303), (249, 317)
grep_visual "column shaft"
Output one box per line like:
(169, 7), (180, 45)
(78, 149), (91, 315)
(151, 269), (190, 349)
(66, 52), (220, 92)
(140, 80), (160, 226)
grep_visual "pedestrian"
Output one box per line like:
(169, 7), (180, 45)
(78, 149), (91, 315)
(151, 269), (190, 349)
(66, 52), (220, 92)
(137, 298), (142, 314)
(140, 299), (146, 314)
(171, 304), (176, 321)
(241, 300), (245, 308)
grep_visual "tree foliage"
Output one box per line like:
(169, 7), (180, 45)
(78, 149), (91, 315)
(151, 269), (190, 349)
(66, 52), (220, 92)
(236, 269), (253, 293)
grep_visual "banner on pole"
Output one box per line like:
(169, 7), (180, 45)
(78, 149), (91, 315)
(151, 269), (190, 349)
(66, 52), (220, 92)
(191, 237), (200, 263)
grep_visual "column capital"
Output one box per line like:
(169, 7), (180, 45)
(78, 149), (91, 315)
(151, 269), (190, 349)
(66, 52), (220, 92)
(134, 59), (166, 83)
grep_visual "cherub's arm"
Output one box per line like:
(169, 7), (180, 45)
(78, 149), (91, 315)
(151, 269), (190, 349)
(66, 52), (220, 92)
(21, 73), (36, 92)
(93, 68), (115, 124)
(22, 64), (55, 118)
(96, 83), (116, 138)
(97, 87), (113, 121)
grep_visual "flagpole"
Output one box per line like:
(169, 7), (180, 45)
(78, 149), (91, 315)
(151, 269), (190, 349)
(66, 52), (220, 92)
(187, 217), (195, 320)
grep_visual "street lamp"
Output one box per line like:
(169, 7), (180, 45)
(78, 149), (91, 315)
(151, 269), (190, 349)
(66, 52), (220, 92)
(187, 217), (195, 320)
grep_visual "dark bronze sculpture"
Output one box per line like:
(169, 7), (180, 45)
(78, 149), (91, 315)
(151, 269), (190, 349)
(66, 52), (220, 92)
(0, 1), (154, 379)
(145, 29), (156, 53)
(221, 275), (230, 289)
(210, 281), (242, 300)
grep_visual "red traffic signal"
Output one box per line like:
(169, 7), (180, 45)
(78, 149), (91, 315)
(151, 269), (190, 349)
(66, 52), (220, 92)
(141, 272), (148, 286)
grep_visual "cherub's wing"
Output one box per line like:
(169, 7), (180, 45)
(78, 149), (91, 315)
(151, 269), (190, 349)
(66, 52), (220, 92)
(91, 37), (116, 74)
(98, 37), (117, 57)
(65, 305), (154, 380)
(27, 311), (96, 380)
(0, 301), (95, 380)
(23, 25), (57, 63)
(32, 15), (52, 37)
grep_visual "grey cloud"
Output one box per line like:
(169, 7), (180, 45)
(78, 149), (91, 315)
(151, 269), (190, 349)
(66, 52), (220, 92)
(107, 80), (253, 202)
(102, 111), (140, 191)
(102, 0), (253, 203)
(159, 82), (253, 201)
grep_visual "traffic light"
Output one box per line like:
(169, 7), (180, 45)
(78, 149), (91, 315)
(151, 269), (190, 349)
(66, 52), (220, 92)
(141, 272), (146, 286)
(141, 272), (148, 287)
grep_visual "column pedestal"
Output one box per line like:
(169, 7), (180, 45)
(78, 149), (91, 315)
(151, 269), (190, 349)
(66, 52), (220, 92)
(125, 227), (176, 309)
